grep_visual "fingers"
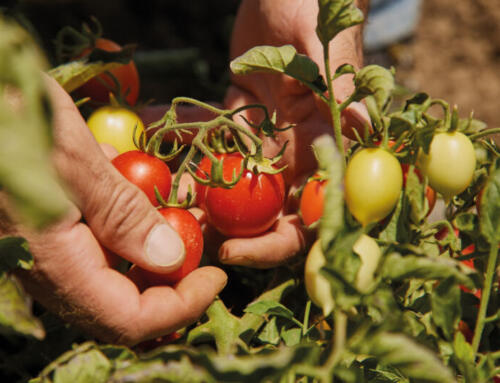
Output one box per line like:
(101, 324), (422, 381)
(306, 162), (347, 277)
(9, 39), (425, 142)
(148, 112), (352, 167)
(16, 221), (226, 345)
(218, 214), (310, 268)
(44, 75), (185, 273)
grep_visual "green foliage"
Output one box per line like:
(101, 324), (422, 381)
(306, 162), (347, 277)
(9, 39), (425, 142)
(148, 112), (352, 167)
(316, 0), (364, 45)
(0, 16), (68, 228)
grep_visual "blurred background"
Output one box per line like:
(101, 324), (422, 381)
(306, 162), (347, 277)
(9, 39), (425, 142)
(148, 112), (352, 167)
(3, 0), (499, 128)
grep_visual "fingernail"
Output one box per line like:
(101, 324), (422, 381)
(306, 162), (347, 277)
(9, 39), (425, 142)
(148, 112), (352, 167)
(145, 224), (185, 268)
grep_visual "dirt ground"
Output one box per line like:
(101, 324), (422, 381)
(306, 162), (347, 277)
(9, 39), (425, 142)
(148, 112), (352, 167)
(388, 0), (500, 129)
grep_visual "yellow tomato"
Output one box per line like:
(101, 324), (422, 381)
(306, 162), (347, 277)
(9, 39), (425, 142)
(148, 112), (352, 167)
(345, 148), (403, 226)
(87, 106), (144, 154)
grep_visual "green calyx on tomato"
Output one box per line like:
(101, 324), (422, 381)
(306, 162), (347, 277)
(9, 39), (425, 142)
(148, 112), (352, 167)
(87, 106), (144, 154)
(344, 147), (403, 226)
(417, 131), (476, 202)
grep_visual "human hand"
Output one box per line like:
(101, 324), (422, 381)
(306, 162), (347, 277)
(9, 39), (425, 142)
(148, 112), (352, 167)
(216, 0), (370, 267)
(1, 76), (227, 345)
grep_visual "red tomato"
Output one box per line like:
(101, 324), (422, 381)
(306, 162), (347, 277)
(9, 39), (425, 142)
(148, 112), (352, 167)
(194, 153), (239, 210)
(112, 151), (171, 206)
(76, 38), (140, 106)
(202, 155), (285, 237)
(458, 320), (473, 343)
(299, 176), (327, 226)
(158, 207), (203, 284)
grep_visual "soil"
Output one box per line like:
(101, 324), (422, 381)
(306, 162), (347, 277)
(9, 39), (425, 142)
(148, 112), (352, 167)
(378, 0), (500, 129)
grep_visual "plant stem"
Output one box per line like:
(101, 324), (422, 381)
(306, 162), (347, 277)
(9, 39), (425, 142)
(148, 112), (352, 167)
(303, 300), (312, 337)
(171, 96), (226, 115)
(323, 44), (345, 167)
(324, 310), (347, 375)
(472, 241), (499, 355)
(469, 128), (500, 141)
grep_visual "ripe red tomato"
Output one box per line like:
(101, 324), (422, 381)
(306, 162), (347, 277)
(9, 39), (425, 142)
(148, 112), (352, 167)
(299, 176), (327, 226)
(194, 153), (239, 210)
(76, 38), (140, 106)
(112, 150), (171, 206)
(202, 155), (285, 237)
(158, 207), (203, 284)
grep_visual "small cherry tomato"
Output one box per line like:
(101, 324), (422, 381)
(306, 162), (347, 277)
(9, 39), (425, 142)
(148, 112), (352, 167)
(87, 106), (144, 154)
(202, 155), (285, 238)
(345, 148), (403, 226)
(112, 150), (171, 206)
(417, 131), (476, 202)
(299, 176), (327, 226)
(76, 38), (140, 106)
(139, 207), (203, 285)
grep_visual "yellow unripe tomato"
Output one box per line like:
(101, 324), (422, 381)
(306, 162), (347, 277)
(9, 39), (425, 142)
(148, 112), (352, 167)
(417, 131), (476, 202)
(353, 234), (381, 293)
(345, 148), (403, 226)
(87, 106), (144, 154)
(304, 240), (335, 316)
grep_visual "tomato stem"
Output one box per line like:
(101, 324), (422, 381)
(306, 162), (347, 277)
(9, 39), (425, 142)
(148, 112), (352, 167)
(471, 241), (499, 355)
(323, 310), (347, 375)
(171, 96), (227, 116)
(469, 128), (500, 141)
(323, 44), (346, 168)
(302, 300), (311, 337)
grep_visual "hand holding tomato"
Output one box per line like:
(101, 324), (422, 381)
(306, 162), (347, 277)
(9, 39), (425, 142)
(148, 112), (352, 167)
(1, 75), (227, 345)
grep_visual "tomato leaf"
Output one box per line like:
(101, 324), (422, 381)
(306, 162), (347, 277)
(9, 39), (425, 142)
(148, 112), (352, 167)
(257, 316), (280, 346)
(244, 301), (294, 321)
(0, 274), (45, 340)
(353, 332), (455, 383)
(52, 348), (111, 383)
(0, 19), (68, 228)
(479, 158), (500, 245)
(353, 65), (395, 110)
(382, 253), (476, 288)
(379, 193), (411, 244)
(230, 45), (326, 91)
(0, 236), (33, 274)
(316, 0), (364, 45)
(405, 166), (429, 223)
(430, 277), (461, 341)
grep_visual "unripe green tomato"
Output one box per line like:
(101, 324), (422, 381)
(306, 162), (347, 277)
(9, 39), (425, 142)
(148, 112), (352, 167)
(344, 148), (403, 226)
(87, 106), (144, 154)
(304, 235), (382, 313)
(353, 234), (381, 292)
(417, 132), (476, 202)
(304, 240), (334, 316)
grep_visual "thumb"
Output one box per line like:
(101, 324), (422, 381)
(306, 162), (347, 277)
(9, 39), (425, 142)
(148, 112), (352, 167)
(46, 75), (185, 273)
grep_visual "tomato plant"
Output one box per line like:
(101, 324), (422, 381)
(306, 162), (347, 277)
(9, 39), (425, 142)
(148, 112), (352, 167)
(401, 164), (437, 215)
(299, 175), (327, 226)
(202, 154), (285, 237)
(87, 106), (144, 154)
(76, 38), (140, 106)
(111, 150), (172, 206)
(344, 148), (403, 226)
(417, 131), (476, 201)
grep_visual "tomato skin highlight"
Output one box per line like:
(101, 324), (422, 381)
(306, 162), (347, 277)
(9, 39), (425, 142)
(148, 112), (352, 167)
(87, 106), (144, 154)
(344, 148), (403, 226)
(112, 150), (172, 206)
(76, 38), (140, 106)
(300, 177), (327, 226)
(417, 131), (476, 201)
(202, 155), (285, 238)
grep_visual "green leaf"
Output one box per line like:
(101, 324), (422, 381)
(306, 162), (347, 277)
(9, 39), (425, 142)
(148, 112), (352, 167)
(280, 327), (302, 347)
(354, 332), (456, 383)
(333, 63), (356, 80)
(479, 158), (500, 245)
(0, 236), (33, 273)
(245, 301), (294, 321)
(315, 134), (344, 250)
(0, 18), (68, 227)
(405, 165), (429, 223)
(382, 253), (475, 288)
(353, 65), (395, 110)
(430, 277), (461, 341)
(379, 193), (411, 244)
(48, 45), (135, 93)
(0, 274), (45, 339)
(230, 45), (325, 89)
(316, 0), (364, 45)
(50, 348), (112, 383)
(257, 316), (280, 346)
